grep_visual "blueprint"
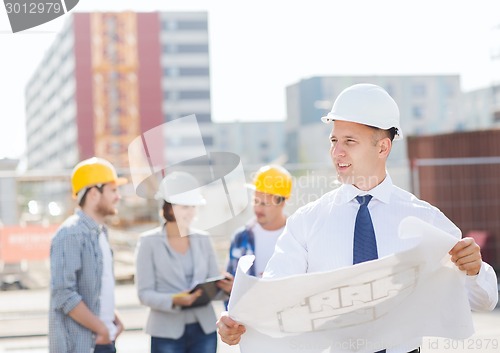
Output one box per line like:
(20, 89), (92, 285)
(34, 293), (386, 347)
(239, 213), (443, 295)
(227, 217), (474, 353)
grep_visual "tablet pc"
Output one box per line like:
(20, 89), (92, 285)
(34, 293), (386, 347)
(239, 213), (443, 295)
(184, 275), (226, 309)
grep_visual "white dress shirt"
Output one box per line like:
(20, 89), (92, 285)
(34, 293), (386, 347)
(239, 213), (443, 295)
(264, 175), (498, 353)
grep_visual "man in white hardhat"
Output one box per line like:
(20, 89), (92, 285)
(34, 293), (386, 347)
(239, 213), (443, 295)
(217, 83), (498, 352)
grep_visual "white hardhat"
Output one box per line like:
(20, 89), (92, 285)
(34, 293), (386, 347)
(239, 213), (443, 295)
(321, 83), (403, 140)
(155, 171), (206, 206)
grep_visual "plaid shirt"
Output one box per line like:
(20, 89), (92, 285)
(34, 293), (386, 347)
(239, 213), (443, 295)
(226, 221), (257, 277)
(49, 210), (110, 353)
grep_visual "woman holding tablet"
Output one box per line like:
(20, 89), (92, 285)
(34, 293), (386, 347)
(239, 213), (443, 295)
(135, 171), (225, 353)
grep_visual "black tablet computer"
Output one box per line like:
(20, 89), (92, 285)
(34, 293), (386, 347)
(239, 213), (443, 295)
(184, 275), (226, 309)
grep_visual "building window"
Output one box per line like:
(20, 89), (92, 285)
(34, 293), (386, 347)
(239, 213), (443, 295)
(162, 44), (208, 53)
(164, 67), (209, 77)
(494, 110), (500, 122)
(178, 67), (210, 76)
(163, 91), (179, 101)
(412, 105), (424, 119)
(163, 67), (179, 77)
(455, 122), (465, 131)
(178, 113), (211, 122)
(163, 20), (178, 31)
(177, 20), (207, 30)
(178, 44), (209, 53)
(163, 44), (177, 53)
(412, 84), (426, 97)
(162, 20), (207, 31)
(179, 90), (210, 99)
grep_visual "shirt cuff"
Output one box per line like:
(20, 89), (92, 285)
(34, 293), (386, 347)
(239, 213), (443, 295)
(464, 261), (499, 311)
(465, 262), (487, 285)
(62, 294), (83, 314)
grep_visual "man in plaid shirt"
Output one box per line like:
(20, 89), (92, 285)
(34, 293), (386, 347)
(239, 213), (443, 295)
(49, 157), (127, 353)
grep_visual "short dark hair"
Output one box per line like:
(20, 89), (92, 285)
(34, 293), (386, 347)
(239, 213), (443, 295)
(162, 201), (176, 222)
(275, 196), (286, 204)
(369, 125), (397, 144)
(388, 127), (397, 141)
(78, 185), (104, 207)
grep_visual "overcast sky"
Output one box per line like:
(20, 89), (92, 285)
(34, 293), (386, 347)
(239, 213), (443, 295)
(1, 0), (499, 159)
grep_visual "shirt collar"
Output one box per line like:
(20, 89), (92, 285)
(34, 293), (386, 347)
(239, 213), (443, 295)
(335, 174), (393, 204)
(76, 209), (103, 234)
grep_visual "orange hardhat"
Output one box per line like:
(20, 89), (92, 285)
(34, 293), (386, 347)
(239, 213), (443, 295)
(71, 157), (127, 198)
(247, 165), (292, 199)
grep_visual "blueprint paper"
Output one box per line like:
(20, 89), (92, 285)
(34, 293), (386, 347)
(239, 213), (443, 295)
(227, 216), (474, 353)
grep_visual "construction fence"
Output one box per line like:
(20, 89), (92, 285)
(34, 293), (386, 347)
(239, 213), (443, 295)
(0, 158), (499, 289)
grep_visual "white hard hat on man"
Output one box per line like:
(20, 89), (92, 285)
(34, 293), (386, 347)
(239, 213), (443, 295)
(321, 83), (403, 140)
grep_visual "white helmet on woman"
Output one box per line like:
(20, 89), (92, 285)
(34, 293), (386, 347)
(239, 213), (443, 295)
(321, 83), (403, 140)
(155, 171), (206, 206)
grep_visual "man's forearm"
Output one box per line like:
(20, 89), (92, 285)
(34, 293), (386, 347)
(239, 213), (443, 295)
(68, 301), (108, 336)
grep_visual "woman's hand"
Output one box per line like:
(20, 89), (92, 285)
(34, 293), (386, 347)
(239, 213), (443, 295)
(172, 289), (203, 307)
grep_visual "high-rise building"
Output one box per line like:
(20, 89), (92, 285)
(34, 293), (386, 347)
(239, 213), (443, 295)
(25, 11), (212, 171)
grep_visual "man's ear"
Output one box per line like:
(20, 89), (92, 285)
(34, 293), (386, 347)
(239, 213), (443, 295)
(379, 138), (392, 158)
(85, 187), (99, 203)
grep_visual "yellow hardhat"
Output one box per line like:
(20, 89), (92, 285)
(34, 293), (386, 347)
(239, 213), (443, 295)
(247, 165), (292, 199)
(71, 157), (128, 198)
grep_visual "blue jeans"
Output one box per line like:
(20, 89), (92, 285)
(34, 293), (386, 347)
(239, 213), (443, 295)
(151, 323), (217, 353)
(94, 342), (116, 353)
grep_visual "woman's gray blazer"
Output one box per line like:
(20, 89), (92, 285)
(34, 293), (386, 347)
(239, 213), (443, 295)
(135, 226), (220, 338)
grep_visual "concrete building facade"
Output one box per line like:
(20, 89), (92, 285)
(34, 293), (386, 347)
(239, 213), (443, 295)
(213, 121), (285, 168)
(285, 75), (463, 166)
(463, 85), (500, 130)
(0, 159), (19, 226)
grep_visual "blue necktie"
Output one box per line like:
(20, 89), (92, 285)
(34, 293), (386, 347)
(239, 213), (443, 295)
(353, 195), (378, 264)
(353, 195), (385, 353)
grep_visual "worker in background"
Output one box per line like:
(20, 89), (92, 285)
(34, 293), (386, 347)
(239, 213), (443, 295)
(218, 165), (293, 296)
